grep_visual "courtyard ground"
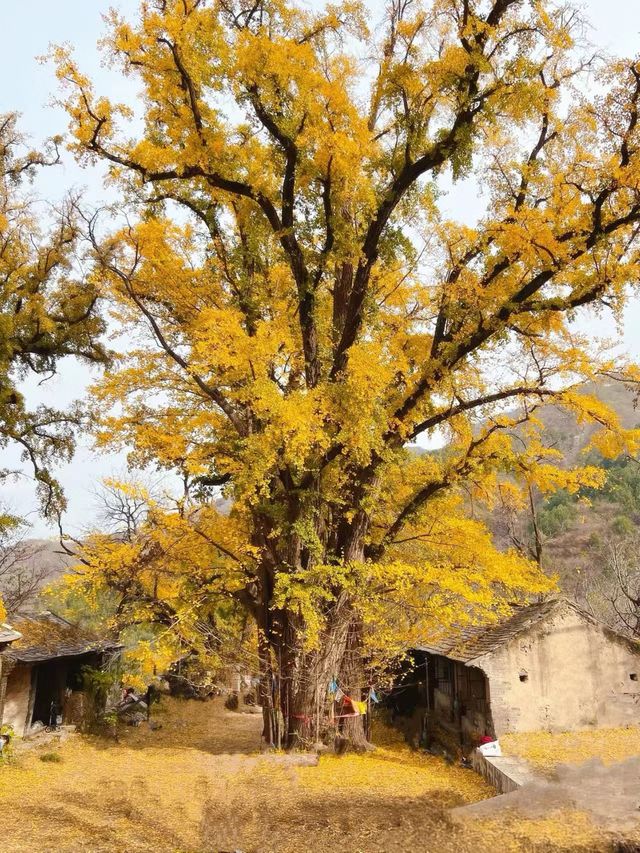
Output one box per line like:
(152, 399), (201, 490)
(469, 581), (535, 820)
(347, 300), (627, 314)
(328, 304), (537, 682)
(501, 726), (640, 772)
(0, 697), (634, 852)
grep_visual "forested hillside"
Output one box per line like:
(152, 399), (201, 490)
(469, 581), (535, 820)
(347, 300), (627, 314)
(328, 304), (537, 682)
(488, 380), (640, 637)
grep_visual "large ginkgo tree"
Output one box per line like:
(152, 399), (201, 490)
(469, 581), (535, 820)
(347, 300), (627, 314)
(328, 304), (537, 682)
(55, 0), (640, 747)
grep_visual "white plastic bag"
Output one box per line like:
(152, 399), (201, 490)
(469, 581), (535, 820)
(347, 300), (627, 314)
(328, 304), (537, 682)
(478, 739), (502, 757)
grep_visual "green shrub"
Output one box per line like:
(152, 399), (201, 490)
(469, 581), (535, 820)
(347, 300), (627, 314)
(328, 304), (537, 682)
(612, 515), (635, 536)
(588, 532), (603, 549)
(538, 492), (577, 536)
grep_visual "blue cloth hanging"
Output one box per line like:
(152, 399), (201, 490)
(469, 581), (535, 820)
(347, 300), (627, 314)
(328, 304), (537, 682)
(369, 688), (380, 703)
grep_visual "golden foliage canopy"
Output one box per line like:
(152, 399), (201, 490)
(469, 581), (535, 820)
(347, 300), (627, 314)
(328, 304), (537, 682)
(52, 0), (640, 702)
(0, 114), (106, 516)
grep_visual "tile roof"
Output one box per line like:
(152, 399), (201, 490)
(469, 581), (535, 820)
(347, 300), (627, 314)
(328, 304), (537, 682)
(3, 611), (122, 663)
(416, 599), (597, 663)
(0, 623), (22, 646)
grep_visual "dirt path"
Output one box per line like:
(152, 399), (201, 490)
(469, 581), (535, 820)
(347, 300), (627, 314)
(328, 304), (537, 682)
(0, 698), (625, 852)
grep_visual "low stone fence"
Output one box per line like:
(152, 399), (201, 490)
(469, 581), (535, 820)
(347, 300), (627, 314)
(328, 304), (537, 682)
(471, 749), (537, 793)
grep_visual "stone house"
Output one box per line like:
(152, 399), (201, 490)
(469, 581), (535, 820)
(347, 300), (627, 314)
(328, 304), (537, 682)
(0, 623), (22, 726)
(0, 611), (122, 736)
(396, 598), (640, 751)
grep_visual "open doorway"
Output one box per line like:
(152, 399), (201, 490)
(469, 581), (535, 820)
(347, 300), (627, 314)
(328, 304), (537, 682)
(31, 661), (65, 727)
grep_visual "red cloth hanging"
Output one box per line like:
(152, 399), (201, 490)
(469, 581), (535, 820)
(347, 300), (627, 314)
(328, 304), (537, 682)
(338, 695), (359, 716)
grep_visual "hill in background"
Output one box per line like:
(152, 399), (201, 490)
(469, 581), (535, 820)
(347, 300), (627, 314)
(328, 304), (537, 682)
(0, 536), (75, 614)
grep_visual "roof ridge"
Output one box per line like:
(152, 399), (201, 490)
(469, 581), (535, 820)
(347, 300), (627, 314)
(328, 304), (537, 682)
(460, 598), (564, 660)
(415, 598), (567, 662)
(561, 599), (640, 650)
(4, 611), (123, 662)
(0, 623), (22, 643)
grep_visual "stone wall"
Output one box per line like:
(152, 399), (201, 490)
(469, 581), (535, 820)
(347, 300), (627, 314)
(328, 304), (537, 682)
(63, 690), (86, 725)
(475, 603), (640, 735)
(3, 664), (33, 736)
(0, 658), (7, 728)
(471, 750), (521, 794)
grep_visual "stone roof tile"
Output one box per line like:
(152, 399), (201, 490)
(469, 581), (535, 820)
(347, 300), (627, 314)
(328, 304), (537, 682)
(416, 599), (576, 663)
(4, 611), (121, 663)
(0, 623), (22, 646)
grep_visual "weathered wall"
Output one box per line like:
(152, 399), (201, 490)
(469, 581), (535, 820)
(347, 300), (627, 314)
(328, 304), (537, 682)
(475, 604), (640, 735)
(471, 751), (520, 794)
(3, 664), (33, 736)
(63, 690), (86, 725)
(0, 656), (6, 724)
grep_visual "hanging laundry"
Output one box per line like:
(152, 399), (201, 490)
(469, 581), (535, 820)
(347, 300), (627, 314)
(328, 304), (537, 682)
(328, 678), (338, 695)
(353, 700), (368, 715)
(369, 688), (380, 704)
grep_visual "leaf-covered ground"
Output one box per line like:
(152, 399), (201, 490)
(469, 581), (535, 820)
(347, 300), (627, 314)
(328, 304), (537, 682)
(502, 725), (640, 772)
(0, 698), (625, 852)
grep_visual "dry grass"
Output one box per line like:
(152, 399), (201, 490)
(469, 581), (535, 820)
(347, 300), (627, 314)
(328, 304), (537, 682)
(501, 726), (640, 771)
(0, 698), (622, 852)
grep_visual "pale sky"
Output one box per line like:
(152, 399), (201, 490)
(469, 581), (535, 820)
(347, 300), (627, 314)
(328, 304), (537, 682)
(2, 0), (640, 536)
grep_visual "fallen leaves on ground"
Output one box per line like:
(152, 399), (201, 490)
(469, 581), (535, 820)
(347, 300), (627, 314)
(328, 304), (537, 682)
(501, 726), (640, 770)
(0, 698), (624, 852)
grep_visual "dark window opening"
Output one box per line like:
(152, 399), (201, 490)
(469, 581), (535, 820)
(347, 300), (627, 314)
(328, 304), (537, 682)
(630, 673), (638, 682)
(435, 657), (453, 696)
(519, 672), (528, 683)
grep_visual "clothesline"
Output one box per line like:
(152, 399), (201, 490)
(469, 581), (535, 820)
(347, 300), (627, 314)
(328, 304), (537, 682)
(291, 708), (371, 725)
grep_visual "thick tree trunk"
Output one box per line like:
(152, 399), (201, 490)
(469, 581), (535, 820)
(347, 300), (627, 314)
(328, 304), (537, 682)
(255, 507), (374, 751)
(336, 618), (370, 752)
(259, 599), (371, 752)
(283, 606), (350, 750)
(258, 626), (279, 747)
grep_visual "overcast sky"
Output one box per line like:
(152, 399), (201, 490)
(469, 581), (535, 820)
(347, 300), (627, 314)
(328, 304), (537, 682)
(2, 0), (640, 537)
